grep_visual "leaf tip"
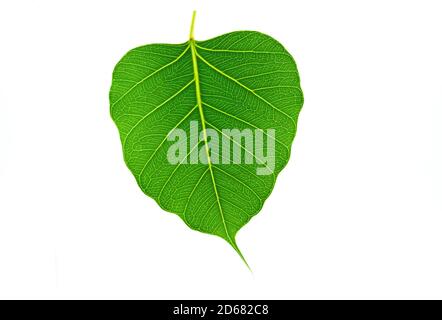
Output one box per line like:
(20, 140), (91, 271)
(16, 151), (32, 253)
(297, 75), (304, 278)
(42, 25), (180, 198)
(229, 239), (252, 272)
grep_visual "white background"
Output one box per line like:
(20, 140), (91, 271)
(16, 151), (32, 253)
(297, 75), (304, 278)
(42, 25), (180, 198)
(0, 0), (441, 299)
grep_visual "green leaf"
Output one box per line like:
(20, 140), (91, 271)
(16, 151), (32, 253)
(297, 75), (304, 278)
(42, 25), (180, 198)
(110, 11), (303, 268)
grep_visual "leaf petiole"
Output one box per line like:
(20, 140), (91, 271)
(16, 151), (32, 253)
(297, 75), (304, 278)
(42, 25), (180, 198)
(189, 10), (197, 41)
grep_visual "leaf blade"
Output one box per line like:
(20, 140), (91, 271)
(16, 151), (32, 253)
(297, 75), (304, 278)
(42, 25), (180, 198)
(110, 15), (304, 268)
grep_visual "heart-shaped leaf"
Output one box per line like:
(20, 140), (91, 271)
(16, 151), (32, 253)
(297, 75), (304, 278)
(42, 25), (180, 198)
(110, 12), (303, 267)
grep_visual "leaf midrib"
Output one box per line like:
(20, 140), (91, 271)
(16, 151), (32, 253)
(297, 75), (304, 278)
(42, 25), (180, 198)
(188, 12), (250, 268)
(190, 38), (234, 247)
